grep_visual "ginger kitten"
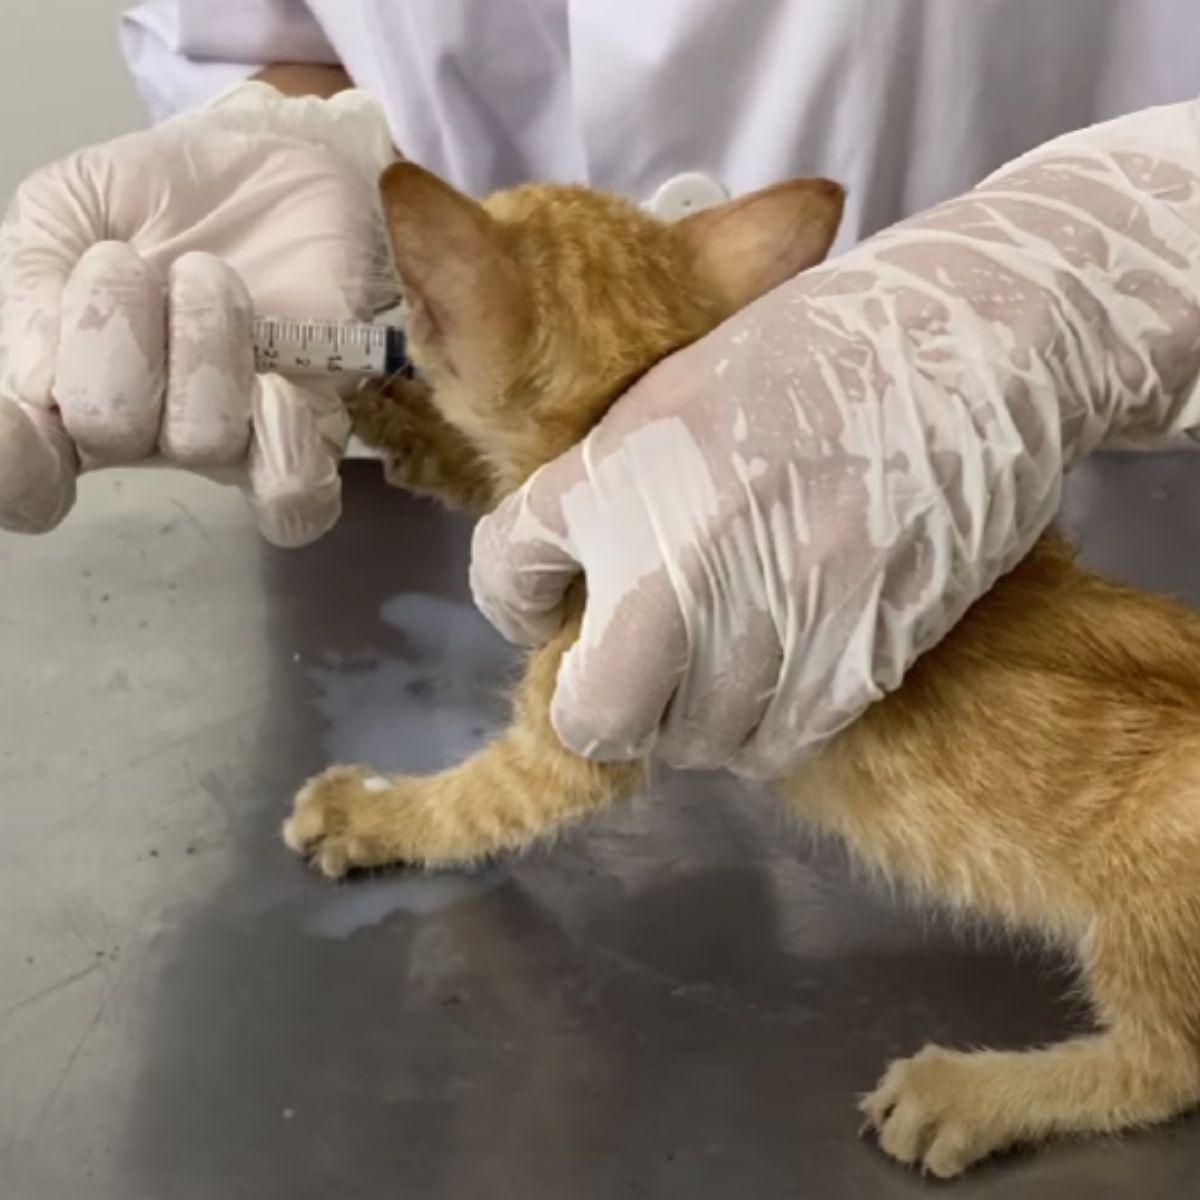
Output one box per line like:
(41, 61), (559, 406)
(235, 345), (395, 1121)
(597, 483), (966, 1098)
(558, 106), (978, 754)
(284, 162), (1200, 1177)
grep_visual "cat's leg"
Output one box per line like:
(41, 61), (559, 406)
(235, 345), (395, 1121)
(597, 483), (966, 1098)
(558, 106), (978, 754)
(283, 613), (644, 875)
(350, 377), (496, 512)
(860, 911), (1200, 1177)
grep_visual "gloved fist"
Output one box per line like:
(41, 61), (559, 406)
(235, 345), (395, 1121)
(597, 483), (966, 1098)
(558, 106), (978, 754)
(0, 82), (397, 546)
(471, 99), (1200, 776)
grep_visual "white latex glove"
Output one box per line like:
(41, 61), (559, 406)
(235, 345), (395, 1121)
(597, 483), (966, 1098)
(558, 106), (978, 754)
(472, 99), (1200, 777)
(0, 82), (396, 546)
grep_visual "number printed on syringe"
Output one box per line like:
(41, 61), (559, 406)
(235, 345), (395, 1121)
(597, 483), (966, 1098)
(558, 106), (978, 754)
(251, 316), (411, 380)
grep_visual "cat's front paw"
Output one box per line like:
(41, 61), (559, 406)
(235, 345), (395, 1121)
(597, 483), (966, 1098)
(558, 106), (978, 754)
(859, 1045), (1016, 1179)
(345, 381), (435, 492)
(283, 765), (417, 878)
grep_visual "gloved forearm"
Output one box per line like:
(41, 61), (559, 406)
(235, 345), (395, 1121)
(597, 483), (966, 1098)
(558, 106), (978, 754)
(871, 102), (1200, 456)
(470, 99), (1200, 776)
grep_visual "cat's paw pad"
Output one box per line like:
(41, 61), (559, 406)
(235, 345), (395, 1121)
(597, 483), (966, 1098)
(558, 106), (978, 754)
(859, 1045), (1011, 1179)
(283, 765), (402, 879)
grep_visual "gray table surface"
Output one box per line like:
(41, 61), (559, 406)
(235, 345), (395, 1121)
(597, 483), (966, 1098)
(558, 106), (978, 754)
(4, 454), (1200, 1200)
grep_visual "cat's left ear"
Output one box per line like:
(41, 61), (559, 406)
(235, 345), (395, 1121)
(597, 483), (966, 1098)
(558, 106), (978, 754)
(677, 178), (845, 313)
(379, 162), (530, 380)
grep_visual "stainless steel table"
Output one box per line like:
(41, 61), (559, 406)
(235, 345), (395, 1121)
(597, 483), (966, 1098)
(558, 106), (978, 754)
(4, 455), (1200, 1200)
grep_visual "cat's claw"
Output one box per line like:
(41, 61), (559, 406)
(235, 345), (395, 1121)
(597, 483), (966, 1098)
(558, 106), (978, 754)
(283, 765), (408, 878)
(859, 1045), (1015, 1179)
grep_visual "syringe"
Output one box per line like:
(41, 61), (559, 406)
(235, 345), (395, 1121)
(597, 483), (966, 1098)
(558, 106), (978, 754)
(251, 316), (412, 379)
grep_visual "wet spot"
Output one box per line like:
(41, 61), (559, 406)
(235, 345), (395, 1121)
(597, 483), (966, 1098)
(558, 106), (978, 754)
(306, 871), (503, 938)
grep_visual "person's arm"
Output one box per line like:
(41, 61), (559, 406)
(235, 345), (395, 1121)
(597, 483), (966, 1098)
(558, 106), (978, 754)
(120, 1), (346, 119)
(253, 64), (353, 99)
(470, 98), (1200, 777)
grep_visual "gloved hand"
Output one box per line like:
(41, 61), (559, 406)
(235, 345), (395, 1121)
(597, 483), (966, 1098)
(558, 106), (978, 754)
(471, 99), (1200, 777)
(0, 81), (396, 546)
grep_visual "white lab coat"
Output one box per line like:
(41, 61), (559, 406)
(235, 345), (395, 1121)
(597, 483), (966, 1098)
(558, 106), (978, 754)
(121, 0), (1200, 254)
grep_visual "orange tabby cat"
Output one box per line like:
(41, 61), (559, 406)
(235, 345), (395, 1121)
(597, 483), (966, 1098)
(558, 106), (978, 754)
(284, 162), (1200, 1177)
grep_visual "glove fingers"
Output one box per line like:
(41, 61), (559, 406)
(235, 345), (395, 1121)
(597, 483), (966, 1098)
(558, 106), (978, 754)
(0, 398), (78, 533)
(469, 451), (591, 647)
(248, 375), (343, 548)
(0, 268), (63, 408)
(0, 163), (100, 406)
(55, 242), (165, 466)
(550, 570), (688, 761)
(656, 610), (782, 771)
(162, 253), (255, 466)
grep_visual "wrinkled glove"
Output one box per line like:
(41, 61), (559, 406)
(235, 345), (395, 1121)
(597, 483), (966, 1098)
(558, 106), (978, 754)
(471, 99), (1200, 777)
(0, 81), (396, 546)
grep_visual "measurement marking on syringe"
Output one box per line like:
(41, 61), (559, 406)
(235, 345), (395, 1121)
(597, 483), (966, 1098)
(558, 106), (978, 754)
(251, 317), (408, 379)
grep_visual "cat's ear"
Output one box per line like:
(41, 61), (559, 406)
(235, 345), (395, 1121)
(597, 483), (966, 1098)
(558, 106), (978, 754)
(378, 162), (529, 380)
(677, 178), (845, 313)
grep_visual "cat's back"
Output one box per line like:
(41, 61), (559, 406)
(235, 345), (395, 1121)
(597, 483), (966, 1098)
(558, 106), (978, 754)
(932, 531), (1200, 707)
(838, 530), (1200, 805)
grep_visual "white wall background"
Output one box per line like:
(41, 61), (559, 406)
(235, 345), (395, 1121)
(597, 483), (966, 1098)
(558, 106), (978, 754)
(0, 0), (145, 203)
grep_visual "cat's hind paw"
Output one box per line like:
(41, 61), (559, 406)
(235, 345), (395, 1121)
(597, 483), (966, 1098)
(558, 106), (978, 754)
(283, 765), (417, 878)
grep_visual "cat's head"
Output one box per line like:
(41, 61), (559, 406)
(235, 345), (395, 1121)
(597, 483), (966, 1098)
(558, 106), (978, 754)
(378, 163), (844, 496)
